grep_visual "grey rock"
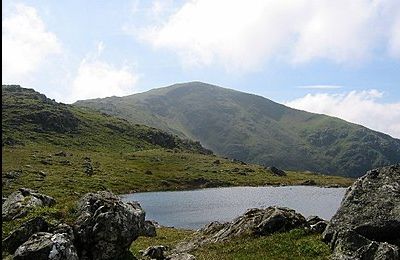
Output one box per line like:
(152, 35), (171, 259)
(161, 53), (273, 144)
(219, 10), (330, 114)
(374, 243), (400, 260)
(4, 171), (21, 179)
(2, 217), (49, 253)
(13, 232), (78, 260)
(73, 191), (146, 260)
(2, 188), (56, 220)
(266, 166), (286, 176)
(323, 164), (400, 259)
(330, 230), (399, 260)
(166, 253), (196, 260)
(175, 206), (306, 252)
(306, 215), (325, 226)
(142, 245), (167, 259)
(310, 221), (328, 234)
(52, 223), (74, 240)
(141, 220), (157, 237)
(82, 158), (93, 175)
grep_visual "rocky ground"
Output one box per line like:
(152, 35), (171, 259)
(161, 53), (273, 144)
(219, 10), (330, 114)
(2, 164), (399, 259)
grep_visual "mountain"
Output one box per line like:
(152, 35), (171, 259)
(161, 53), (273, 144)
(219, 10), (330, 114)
(3, 85), (352, 201)
(75, 82), (400, 177)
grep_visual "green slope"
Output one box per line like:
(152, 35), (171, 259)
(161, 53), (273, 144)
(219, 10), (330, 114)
(75, 82), (400, 177)
(2, 85), (352, 200)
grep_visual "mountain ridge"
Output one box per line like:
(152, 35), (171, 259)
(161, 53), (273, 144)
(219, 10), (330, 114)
(75, 82), (400, 177)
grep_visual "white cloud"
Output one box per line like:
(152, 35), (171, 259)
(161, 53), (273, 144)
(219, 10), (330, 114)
(138, 0), (400, 71)
(297, 85), (343, 89)
(389, 12), (400, 58)
(2, 3), (61, 82)
(285, 90), (400, 138)
(68, 42), (139, 103)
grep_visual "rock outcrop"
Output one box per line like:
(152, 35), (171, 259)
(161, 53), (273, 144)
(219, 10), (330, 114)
(323, 164), (400, 259)
(2, 188), (56, 220)
(2, 217), (49, 253)
(13, 232), (78, 260)
(176, 206), (307, 252)
(2, 190), (153, 259)
(73, 191), (147, 260)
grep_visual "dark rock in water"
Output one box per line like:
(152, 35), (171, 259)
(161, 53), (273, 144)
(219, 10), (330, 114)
(175, 206), (306, 252)
(141, 220), (157, 237)
(2, 217), (49, 253)
(13, 232), (78, 260)
(142, 245), (167, 259)
(73, 191), (146, 260)
(323, 164), (400, 259)
(166, 253), (196, 260)
(2, 188), (56, 220)
(266, 166), (286, 176)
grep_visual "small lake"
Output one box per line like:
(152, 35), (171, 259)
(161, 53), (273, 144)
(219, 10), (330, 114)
(121, 186), (346, 230)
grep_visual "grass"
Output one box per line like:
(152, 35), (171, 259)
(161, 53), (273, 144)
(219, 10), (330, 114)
(131, 227), (194, 257)
(131, 228), (331, 260)
(194, 229), (331, 260)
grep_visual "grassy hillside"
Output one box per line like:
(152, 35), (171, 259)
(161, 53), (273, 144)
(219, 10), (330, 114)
(2, 85), (353, 259)
(75, 82), (400, 177)
(1, 84), (351, 211)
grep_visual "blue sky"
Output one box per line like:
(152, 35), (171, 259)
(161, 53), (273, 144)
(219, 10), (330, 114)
(2, 0), (400, 137)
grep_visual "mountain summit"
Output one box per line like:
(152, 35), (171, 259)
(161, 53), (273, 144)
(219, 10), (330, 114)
(75, 82), (400, 177)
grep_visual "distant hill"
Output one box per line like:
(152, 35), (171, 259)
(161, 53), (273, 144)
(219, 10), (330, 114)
(3, 85), (352, 203)
(75, 82), (400, 177)
(2, 84), (210, 154)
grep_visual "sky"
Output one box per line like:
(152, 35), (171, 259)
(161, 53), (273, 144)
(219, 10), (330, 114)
(2, 0), (400, 138)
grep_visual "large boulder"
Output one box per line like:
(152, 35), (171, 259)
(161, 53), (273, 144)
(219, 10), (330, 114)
(323, 164), (400, 259)
(2, 188), (56, 220)
(73, 191), (146, 260)
(176, 206), (307, 252)
(13, 232), (78, 260)
(2, 217), (49, 254)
